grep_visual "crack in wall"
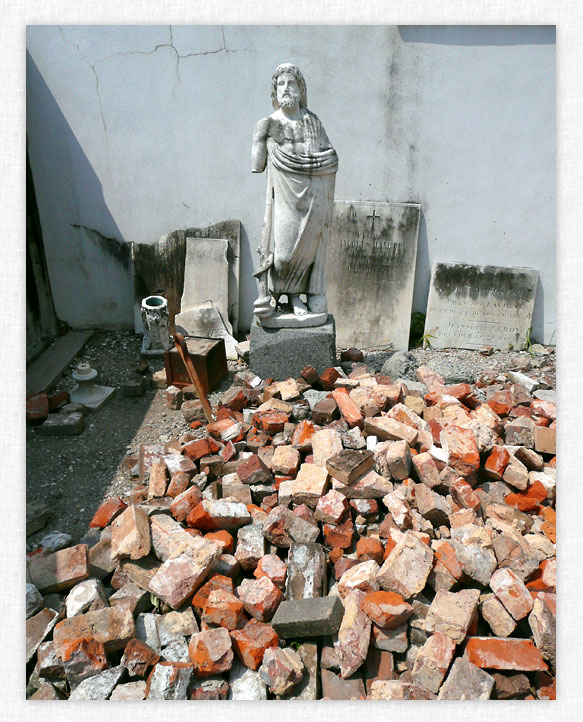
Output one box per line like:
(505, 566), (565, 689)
(58, 26), (108, 135)
(60, 26), (253, 104)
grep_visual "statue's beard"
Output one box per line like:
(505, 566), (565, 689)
(279, 95), (298, 108)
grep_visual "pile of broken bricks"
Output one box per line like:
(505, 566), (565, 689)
(26, 354), (556, 700)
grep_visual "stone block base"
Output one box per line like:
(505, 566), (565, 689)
(250, 315), (336, 381)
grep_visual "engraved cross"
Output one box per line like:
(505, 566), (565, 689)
(367, 209), (380, 234)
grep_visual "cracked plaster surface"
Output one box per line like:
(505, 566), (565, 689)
(57, 25), (251, 128)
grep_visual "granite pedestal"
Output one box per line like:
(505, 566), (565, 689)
(250, 315), (336, 380)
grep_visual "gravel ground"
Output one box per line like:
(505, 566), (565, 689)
(26, 330), (555, 548)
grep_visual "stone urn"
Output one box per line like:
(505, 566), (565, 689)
(141, 295), (172, 355)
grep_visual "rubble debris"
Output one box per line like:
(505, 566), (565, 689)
(25, 355), (556, 700)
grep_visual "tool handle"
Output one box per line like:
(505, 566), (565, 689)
(173, 333), (215, 423)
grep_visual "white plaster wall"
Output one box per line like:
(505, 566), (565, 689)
(26, 25), (556, 343)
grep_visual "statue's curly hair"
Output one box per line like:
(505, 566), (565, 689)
(271, 63), (307, 110)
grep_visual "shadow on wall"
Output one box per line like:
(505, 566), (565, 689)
(532, 276), (546, 345)
(398, 26), (556, 46)
(26, 53), (134, 330)
(238, 223), (255, 334)
(411, 210), (430, 317)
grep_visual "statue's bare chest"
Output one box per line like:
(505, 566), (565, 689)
(268, 117), (317, 155)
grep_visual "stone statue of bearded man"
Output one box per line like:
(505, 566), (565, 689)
(251, 63), (338, 327)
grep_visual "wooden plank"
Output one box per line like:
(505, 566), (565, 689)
(26, 331), (93, 393)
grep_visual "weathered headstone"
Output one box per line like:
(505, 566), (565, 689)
(181, 238), (232, 333)
(327, 201), (420, 349)
(424, 262), (539, 350)
(132, 220), (240, 335)
(174, 301), (238, 360)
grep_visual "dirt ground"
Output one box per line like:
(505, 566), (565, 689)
(26, 329), (556, 548)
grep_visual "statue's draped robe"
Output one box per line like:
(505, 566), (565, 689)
(265, 112), (338, 296)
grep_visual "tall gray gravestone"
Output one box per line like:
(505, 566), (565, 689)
(327, 201), (420, 349)
(424, 261), (539, 350)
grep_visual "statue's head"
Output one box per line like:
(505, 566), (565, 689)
(271, 63), (307, 110)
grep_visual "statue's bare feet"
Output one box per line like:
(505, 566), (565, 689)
(290, 294), (308, 316)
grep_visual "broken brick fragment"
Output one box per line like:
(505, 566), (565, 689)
(320, 367), (341, 391)
(254, 410), (289, 434)
(89, 497), (127, 528)
(188, 627), (234, 677)
(237, 576), (283, 622)
(171, 486), (203, 523)
(192, 575), (234, 614)
(356, 536), (384, 565)
(202, 589), (246, 630)
(121, 637), (161, 677)
(464, 637), (548, 671)
(230, 618), (279, 670)
(440, 425), (480, 476)
(322, 518), (354, 549)
(26, 392), (49, 425)
(360, 591), (413, 629)
(331, 388), (364, 428)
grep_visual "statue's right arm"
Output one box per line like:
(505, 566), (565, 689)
(251, 117), (270, 173)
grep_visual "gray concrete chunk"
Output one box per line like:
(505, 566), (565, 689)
(271, 595), (345, 638)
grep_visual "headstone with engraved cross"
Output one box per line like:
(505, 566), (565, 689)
(326, 201), (420, 349)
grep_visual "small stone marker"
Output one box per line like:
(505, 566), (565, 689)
(327, 201), (420, 349)
(424, 262), (539, 350)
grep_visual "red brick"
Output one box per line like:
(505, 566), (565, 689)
(166, 471), (191, 498)
(26, 392), (49, 425)
(484, 447), (510, 480)
(323, 518), (354, 549)
(464, 637), (548, 671)
(148, 457), (168, 499)
(440, 425), (480, 476)
(254, 554), (287, 589)
(332, 388), (364, 429)
(230, 619), (279, 670)
(192, 575), (234, 613)
(246, 427), (269, 452)
(487, 391), (513, 416)
(188, 627), (233, 677)
(61, 638), (108, 685)
(205, 530), (234, 554)
(490, 568), (533, 621)
(320, 367), (341, 390)
(183, 438), (214, 462)
(291, 419), (315, 452)
(111, 505), (151, 560)
(356, 537), (384, 565)
(237, 576), (283, 622)
(89, 497), (127, 528)
(432, 540), (463, 580)
(504, 492), (542, 514)
(450, 478), (481, 512)
(48, 390), (70, 411)
(254, 410), (289, 434)
(53, 607), (134, 656)
(221, 386), (248, 412)
(360, 591), (413, 629)
(27, 544), (90, 594)
(202, 589), (246, 630)
(237, 454), (272, 485)
(171, 486), (203, 522)
(121, 638), (161, 677)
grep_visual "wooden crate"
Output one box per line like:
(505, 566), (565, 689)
(163, 337), (227, 393)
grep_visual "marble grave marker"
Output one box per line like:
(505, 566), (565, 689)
(424, 261), (539, 350)
(181, 237), (231, 333)
(327, 201), (420, 349)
